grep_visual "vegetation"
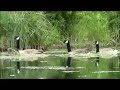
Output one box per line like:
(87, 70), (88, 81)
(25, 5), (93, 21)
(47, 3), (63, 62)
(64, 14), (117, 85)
(0, 11), (120, 51)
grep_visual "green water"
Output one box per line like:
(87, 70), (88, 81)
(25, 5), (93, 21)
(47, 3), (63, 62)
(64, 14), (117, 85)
(0, 55), (120, 79)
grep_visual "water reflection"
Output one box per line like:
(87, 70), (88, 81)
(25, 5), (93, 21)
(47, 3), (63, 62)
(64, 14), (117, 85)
(95, 57), (100, 67)
(64, 57), (80, 79)
(16, 61), (20, 74)
(66, 57), (72, 67)
(9, 60), (16, 78)
(65, 57), (72, 79)
(0, 54), (120, 79)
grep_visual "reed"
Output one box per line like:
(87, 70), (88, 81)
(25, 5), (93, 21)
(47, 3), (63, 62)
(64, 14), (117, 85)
(0, 11), (120, 51)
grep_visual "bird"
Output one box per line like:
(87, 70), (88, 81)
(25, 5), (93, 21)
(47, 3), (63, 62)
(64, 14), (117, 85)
(64, 40), (119, 58)
(95, 41), (119, 58)
(14, 36), (43, 55)
(63, 40), (92, 57)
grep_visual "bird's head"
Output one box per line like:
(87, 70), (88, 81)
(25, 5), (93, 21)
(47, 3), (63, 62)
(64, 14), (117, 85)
(95, 41), (99, 45)
(63, 40), (69, 44)
(15, 36), (20, 41)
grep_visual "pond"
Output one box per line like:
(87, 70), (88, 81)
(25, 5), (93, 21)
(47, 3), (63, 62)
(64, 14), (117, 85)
(0, 53), (120, 79)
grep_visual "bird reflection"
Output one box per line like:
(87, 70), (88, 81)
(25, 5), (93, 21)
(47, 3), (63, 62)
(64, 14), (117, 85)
(16, 61), (20, 74)
(65, 57), (72, 79)
(95, 57), (100, 67)
(66, 57), (72, 68)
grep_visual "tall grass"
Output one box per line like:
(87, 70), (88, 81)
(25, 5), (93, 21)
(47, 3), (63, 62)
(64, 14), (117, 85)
(108, 11), (120, 46)
(0, 11), (120, 51)
(71, 11), (111, 48)
(0, 11), (60, 50)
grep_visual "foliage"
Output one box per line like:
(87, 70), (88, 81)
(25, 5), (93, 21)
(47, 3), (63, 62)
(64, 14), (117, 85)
(0, 11), (60, 50)
(0, 11), (120, 51)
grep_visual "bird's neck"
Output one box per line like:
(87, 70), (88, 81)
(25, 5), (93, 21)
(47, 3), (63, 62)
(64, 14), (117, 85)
(67, 41), (71, 52)
(16, 40), (20, 51)
(96, 44), (99, 53)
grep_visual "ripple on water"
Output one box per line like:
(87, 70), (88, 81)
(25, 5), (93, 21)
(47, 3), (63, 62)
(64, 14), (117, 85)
(5, 67), (14, 69)
(78, 75), (87, 77)
(21, 66), (67, 70)
(40, 61), (47, 63)
(62, 71), (80, 73)
(92, 71), (120, 73)
(10, 75), (15, 77)
(76, 67), (86, 69)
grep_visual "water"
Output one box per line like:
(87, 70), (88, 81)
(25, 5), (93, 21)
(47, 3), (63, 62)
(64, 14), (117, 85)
(0, 55), (120, 79)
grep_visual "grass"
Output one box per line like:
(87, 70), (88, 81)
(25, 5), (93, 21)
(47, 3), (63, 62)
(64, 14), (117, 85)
(0, 11), (120, 51)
